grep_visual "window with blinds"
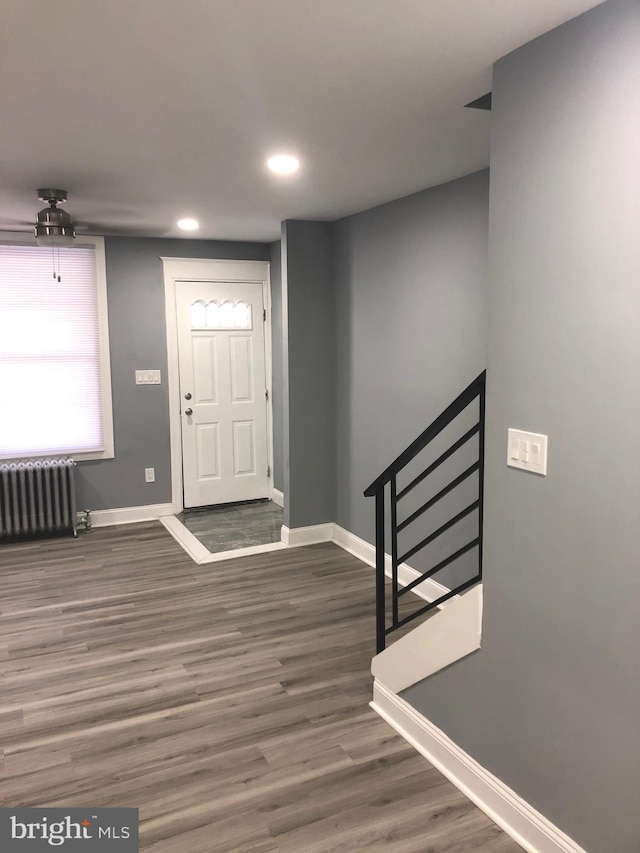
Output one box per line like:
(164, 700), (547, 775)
(0, 237), (113, 460)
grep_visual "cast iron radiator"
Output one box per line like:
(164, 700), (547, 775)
(0, 458), (77, 538)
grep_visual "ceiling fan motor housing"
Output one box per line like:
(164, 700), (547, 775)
(35, 188), (76, 245)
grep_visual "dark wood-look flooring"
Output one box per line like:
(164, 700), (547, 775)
(0, 524), (521, 852)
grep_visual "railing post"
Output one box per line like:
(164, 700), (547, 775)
(478, 376), (486, 580)
(375, 485), (386, 653)
(390, 475), (398, 629)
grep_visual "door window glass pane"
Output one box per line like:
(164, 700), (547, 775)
(190, 300), (206, 329)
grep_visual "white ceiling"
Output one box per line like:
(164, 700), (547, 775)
(0, 0), (603, 242)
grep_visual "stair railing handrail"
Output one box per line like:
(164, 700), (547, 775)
(364, 371), (486, 497)
(364, 370), (486, 653)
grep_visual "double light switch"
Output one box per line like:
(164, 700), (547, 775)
(507, 429), (548, 476)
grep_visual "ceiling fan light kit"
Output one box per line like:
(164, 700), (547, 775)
(34, 188), (76, 246)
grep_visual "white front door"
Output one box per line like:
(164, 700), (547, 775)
(176, 280), (269, 508)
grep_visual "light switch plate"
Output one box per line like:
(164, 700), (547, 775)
(135, 370), (161, 385)
(507, 428), (548, 476)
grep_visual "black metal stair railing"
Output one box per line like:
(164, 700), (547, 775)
(364, 371), (486, 653)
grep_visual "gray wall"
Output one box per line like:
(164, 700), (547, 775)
(76, 236), (270, 511)
(334, 170), (489, 585)
(281, 221), (336, 528)
(404, 3), (640, 852)
(269, 240), (284, 493)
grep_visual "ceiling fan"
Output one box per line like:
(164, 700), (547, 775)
(1, 188), (161, 239)
(2, 188), (151, 282)
(0, 189), (79, 242)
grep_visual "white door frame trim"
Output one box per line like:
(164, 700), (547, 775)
(162, 257), (273, 514)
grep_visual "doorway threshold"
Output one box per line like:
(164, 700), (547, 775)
(160, 504), (287, 565)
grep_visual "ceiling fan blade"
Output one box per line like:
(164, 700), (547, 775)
(75, 222), (169, 238)
(0, 218), (34, 229)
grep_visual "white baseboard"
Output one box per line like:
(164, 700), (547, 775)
(271, 488), (284, 508)
(85, 503), (174, 528)
(371, 681), (587, 853)
(281, 523), (334, 547)
(332, 524), (450, 605)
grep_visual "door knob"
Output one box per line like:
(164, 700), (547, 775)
(184, 408), (193, 416)
(184, 392), (192, 400)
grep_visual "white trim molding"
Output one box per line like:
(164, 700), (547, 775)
(332, 524), (450, 605)
(281, 523), (335, 547)
(161, 258), (272, 515)
(158, 514), (211, 562)
(371, 681), (588, 853)
(85, 503), (174, 528)
(271, 488), (284, 508)
(201, 541), (287, 564)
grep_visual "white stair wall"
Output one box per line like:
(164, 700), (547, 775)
(371, 584), (483, 693)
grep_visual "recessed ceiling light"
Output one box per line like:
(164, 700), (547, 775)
(177, 218), (199, 231)
(267, 154), (300, 175)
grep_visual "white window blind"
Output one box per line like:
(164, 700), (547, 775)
(0, 243), (107, 459)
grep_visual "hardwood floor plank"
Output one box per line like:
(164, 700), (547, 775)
(0, 522), (521, 851)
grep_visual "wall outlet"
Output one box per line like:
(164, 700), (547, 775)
(144, 467), (155, 483)
(136, 370), (161, 385)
